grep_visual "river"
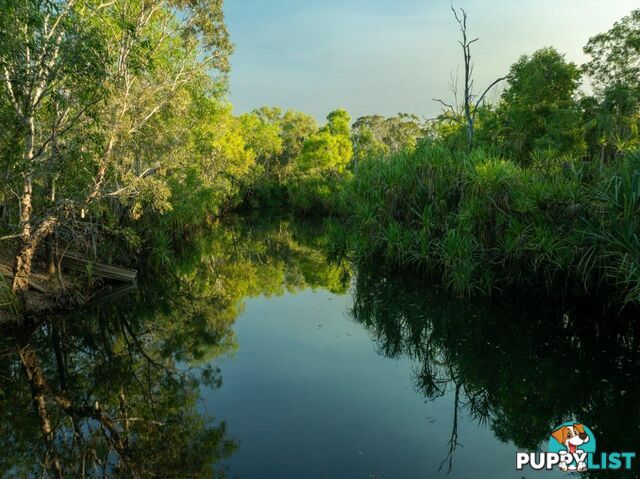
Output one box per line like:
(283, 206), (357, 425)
(0, 214), (638, 478)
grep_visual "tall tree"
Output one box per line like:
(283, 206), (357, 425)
(583, 8), (640, 158)
(352, 113), (424, 166)
(0, 0), (106, 291)
(434, 7), (506, 151)
(295, 109), (353, 177)
(584, 8), (640, 96)
(497, 47), (585, 160)
(279, 110), (318, 174)
(0, 0), (233, 295)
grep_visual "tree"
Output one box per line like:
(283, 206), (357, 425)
(584, 8), (640, 96)
(238, 108), (317, 204)
(497, 47), (585, 160)
(351, 114), (424, 165)
(295, 109), (353, 177)
(239, 110), (284, 173)
(175, 100), (255, 221)
(434, 7), (506, 151)
(0, 0), (106, 291)
(0, 0), (233, 296)
(352, 122), (389, 167)
(583, 9), (640, 159)
(288, 109), (353, 212)
(279, 110), (318, 172)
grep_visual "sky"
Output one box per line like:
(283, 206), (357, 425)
(223, 0), (638, 122)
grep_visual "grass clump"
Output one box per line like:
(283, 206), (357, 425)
(343, 141), (640, 305)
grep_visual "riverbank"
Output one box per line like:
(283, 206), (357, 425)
(339, 143), (640, 309)
(0, 243), (139, 317)
(0, 245), (64, 316)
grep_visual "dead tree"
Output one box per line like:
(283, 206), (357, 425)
(434, 6), (507, 151)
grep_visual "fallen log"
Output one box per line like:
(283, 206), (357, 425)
(59, 254), (137, 282)
(0, 264), (50, 294)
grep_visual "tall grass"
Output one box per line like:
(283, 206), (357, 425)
(343, 140), (640, 306)
(584, 153), (640, 305)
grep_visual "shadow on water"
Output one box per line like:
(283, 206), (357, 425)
(351, 264), (640, 478)
(0, 213), (638, 477)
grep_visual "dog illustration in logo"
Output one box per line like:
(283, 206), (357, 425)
(551, 423), (590, 471)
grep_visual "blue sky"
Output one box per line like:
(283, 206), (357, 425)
(224, 0), (638, 122)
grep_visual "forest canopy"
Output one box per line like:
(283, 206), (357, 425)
(0, 4), (639, 309)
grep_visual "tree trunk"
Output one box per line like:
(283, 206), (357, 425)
(12, 115), (36, 293)
(45, 233), (56, 275)
(18, 345), (64, 479)
(11, 236), (36, 294)
(45, 118), (58, 276)
(11, 216), (57, 294)
(11, 175), (35, 293)
(12, 115), (59, 292)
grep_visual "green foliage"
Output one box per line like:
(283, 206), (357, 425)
(0, 273), (20, 318)
(296, 132), (351, 176)
(352, 126), (390, 165)
(296, 109), (353, 175)
(585, 153), (640, 304)
(351, 114), (424, 166)
(237, 107), (318, 209)
(239, 110), (284, 168)
(584, 9), (640, 95)
(334, 20), (639, 307)
(288, 109), (354, 213)
(343, 140), (640, 304)
(1, 1), (639, 312)
(496, 48), (585, 160)
(0, 0), (239, 276)
(582, 10), (640, 161)
(280, 110), (319, 166)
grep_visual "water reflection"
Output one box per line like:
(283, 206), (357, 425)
(352, 265), (640, 477)
(0, 214), (351, 477)
(0, 214), (638, 477)
(0, 264), (239, 477)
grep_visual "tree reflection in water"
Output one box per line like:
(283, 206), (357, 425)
(351, 263), (640, 478)
(0, 309), (236, 477)
(0, 214), (350, 478)
(1, 215), (639, 478)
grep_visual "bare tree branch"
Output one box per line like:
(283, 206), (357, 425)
(474, 75), (508, 113)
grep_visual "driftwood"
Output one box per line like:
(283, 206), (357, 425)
(59, 254), (137, 282)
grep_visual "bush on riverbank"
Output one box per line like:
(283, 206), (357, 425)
(341, 142), (640, 305)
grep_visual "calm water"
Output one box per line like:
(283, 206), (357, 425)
(201, 288), (561, 479)
(1, 215), (638, 478)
